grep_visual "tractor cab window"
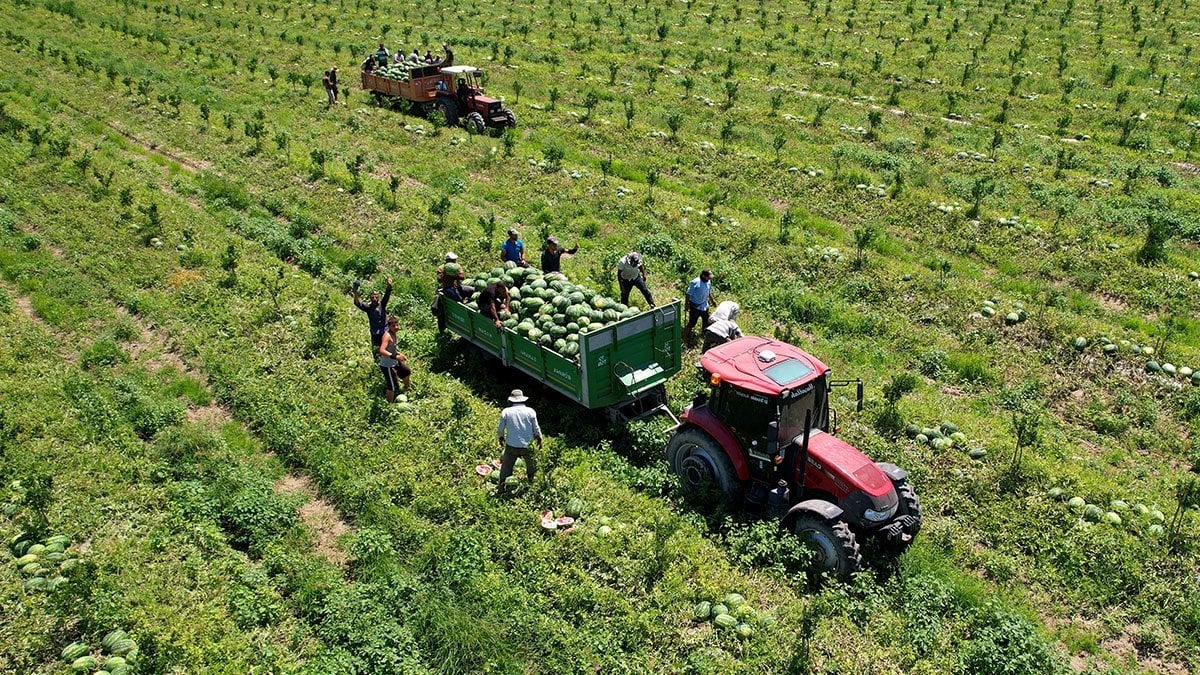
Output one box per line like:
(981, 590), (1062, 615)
(713, 385), (772, 458)
(778, 375), (829, 443)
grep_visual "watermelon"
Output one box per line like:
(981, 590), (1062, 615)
(488, 469), (500, 482)
(1047, 487), (1065, 500)
(15, 553), (38, 566)
(563, 343), (580, 357)
(1132, 503), (1149, 516)
(1142, 346), (1155, 356)
(61, 642), (90, 661)
(1111, 500), (1129, 511)
(476, 464), (492, 477)
(1146, 361), (1161, 373)
(1104, 512), (1122, 526)
(1193, 372), (1200, 386)
(1067, 496), (1086, 511)
(722, 593), (746, 609)
(505, 476), (519, 490)
(981, 305), (996, 317)
(1162, 363), (1177, 376)
(70, 655), (98, 672)
(967, 447), (987, 459)
(711, 604), (729, 616)
(915, 433), (929, 445)
(46, 576), (67, 591)
(555, 516), (574, 527)
(694, 601), (712, 621)
(1180, 366), (1194, 378)
(27, 544), (45, 556)
(565, 498), (584, 518)
(1102, 343), (1118, 355)
(1004, 312), (1020, 325)
(735, 623), (754, 639)
(1149, 509), (1165, 523)
(1147, 523), (1165, 537)
(596, 525), (612, 536)
(1082, 504), (1104, 522)
(713, 613), (738, 629)
(1072, 337), (1087, 350)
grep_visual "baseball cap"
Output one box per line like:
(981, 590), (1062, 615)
(546, 236), (559, 245)
(444, 252), (458, 261)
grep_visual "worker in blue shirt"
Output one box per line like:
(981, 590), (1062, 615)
(500, 228), (529, 267)
(684, 269), (713, 346)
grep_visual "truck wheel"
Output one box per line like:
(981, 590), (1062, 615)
(465, 112), (485, 134)
(666, 428), (743, 507)
(791, 514), (862, 578)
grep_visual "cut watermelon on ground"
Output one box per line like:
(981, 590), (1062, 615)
(475, 464), (492, 477)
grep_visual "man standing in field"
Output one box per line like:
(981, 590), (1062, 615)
(540, 236), (578, 275)
(617, 251), (654, 308)
(352, 276), (392, 350)
(500, 228), (528, 267)
(684, 269), (713, 346)
(495, 389), (542, 495)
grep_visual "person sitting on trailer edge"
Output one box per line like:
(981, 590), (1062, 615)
(476, 281), (510, 327)
(540, 236), (578, 275)
(437, 252), (473, 302)
(435, 79), (448, 93)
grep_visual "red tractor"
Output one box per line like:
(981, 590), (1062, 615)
(665, 336), (921, 577)
(361, 57), (516, 133)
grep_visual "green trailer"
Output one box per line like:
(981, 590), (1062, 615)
(440, 296), (683, 418)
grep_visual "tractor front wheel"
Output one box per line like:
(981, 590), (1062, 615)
(879, 483), (922, 555)
(666, 428), (743, 508)
(465, 112), (485, 134)
(791, 513), (863, 579)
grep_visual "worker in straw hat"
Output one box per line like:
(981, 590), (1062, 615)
(495, 389), (542, 495)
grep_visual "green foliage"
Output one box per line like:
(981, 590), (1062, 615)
(80, 337), (129, 369)
(959, 603), (1067, 675)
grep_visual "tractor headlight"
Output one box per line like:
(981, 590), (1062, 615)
(864, 504), (897, 522)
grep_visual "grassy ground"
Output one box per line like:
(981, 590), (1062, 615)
(1, 0), (1199, 671)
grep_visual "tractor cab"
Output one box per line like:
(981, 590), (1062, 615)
(696, 338), (844, 473)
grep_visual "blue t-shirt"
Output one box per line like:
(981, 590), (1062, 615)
(686, 278), (712, 311)
(501, 238), (524, 263)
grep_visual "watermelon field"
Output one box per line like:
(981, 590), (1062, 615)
(1, 0), (1200, 670)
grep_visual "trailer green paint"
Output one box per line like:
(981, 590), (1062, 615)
(440, 297), (683, 413)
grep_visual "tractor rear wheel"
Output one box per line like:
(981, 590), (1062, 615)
(465, 112), (485, 134)
(666, 428), (743, 508)
(791, 513), (862, 579)
(431, 98), (459, 126)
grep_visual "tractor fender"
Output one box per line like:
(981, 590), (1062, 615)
(781, 499), (844, 527)
(874, 462), (908, 484)
(678, 406), (751, 480)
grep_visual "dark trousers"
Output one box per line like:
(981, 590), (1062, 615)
(702, 331), (730, 353)
(497, 444), (536, 489)
(371, 332), (384, 349)
(619, 276), (654, 307)
(686, 304), (709, 342)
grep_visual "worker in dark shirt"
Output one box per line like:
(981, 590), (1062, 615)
(540, 236), (579, 275)
(352, 276), (392, 348)
(476, 281), (510, 327)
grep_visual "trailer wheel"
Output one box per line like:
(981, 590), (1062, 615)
(465, 112), (485, 134)
(666, 428), (743, 508)
(791, 514), (862, 579)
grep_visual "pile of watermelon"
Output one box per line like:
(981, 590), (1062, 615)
(1048, 488), (1167, 536)
(9, 531), (77, 593)
(693, 592), (772, 639)
(904, 421), (987, 460)
(469, 263), (643, 360)
(971, 298), (1028, 325)
(60, 629), (138, 674)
